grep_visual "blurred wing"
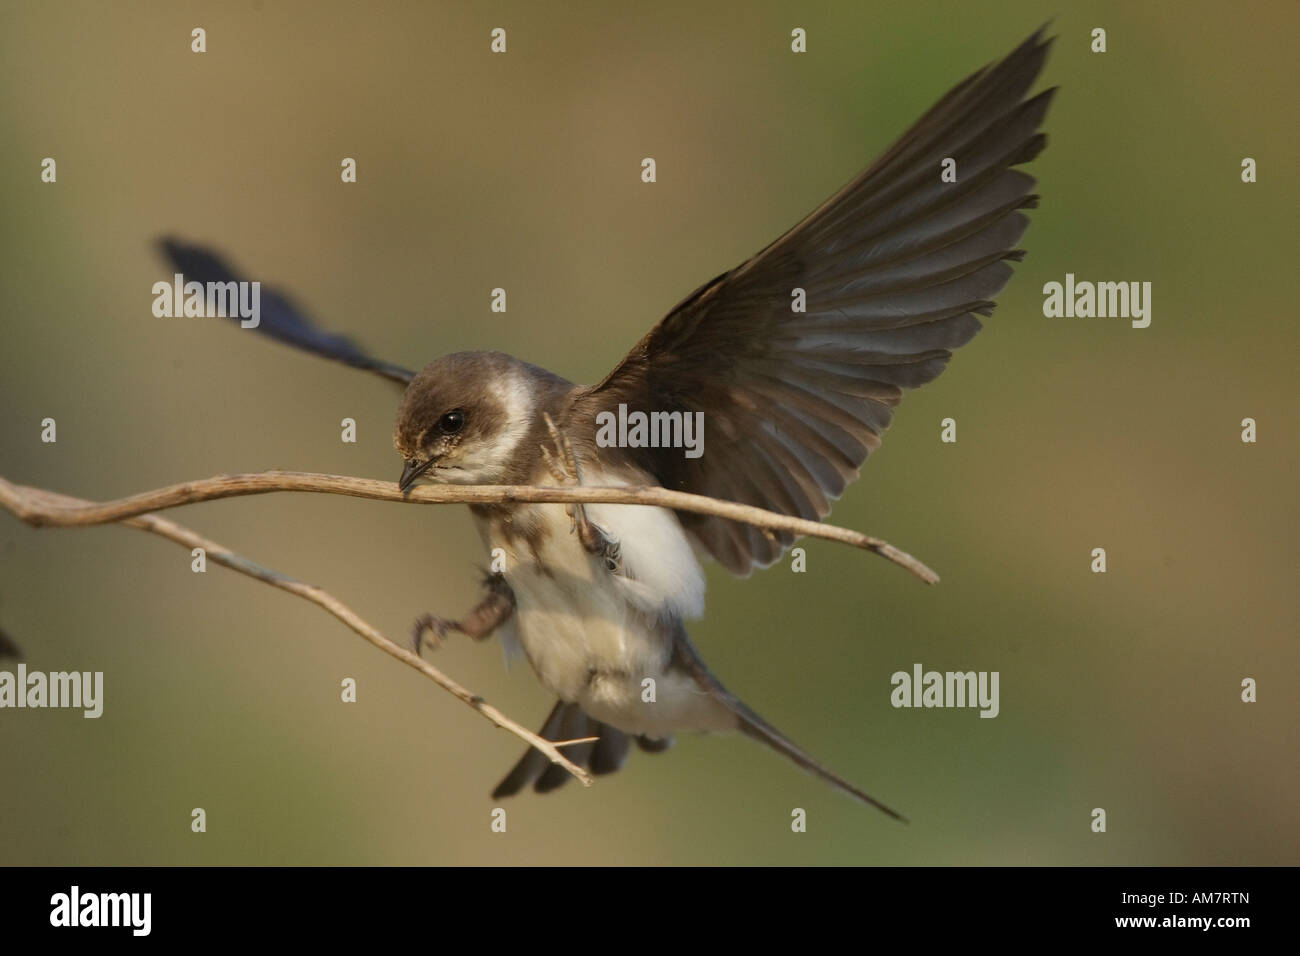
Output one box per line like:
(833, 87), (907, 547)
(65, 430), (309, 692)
(573, 29), (1054, 575)
(157, 237), (416, 387)
(0, 625), (21, 660)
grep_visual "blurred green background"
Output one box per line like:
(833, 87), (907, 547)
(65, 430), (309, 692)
(1, 0), (1296, 865)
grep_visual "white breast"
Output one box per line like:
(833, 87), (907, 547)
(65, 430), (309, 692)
(474, 477), (733, 737)
(583, 464), (706, 621)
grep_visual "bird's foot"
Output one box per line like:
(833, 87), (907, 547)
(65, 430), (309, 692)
(539, 414), (623, 572)
(411, 614), (457, 656)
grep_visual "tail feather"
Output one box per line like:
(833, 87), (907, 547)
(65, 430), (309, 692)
(491, 633), (905, 822)
(491, 699), (569, 798)
(534, 704), (595, 793)
(732, 698), (908, 822)
(589, 722), (632, 773)
(492, 701), (670, 798)
(672, 628), (907, 822)
(634, 735), (674, 754)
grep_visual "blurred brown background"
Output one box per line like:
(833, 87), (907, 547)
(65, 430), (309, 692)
(1, 0), (1296, 864)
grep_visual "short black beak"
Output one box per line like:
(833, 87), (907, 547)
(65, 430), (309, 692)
(398, 457), (436, 493)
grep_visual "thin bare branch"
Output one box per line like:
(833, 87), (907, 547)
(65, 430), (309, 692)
(0, 482), (593, 788)
(0, 463), (940, 791)
(0, 471), (939, 583)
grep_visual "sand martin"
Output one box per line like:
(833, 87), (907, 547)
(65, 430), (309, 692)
(162, 29), (1054, 819)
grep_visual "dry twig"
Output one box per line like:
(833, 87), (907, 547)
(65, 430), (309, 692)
(0, 468), (940, 790)
(0, 481), (595, 787)
(0, 471), (939, 583)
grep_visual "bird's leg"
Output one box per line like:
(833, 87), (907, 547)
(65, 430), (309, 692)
(412, 573), (515, 657)
(540, 413), (623, 574)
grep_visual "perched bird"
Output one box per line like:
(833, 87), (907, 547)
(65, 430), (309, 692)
(161, 28), (1054, 819)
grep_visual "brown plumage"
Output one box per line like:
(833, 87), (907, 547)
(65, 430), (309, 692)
(159, 28), (1054, 817)
(575, 29), (1055, 573)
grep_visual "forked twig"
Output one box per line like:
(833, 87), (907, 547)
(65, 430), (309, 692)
(0, 482), (593, 787)
(0, 462), (942, 791)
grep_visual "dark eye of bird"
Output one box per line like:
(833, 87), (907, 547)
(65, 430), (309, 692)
(438, 410), (465, 434)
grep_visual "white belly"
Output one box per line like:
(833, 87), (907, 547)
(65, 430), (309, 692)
(475, 498), (735, 737)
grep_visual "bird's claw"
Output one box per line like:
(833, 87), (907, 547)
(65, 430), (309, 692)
(537, 412), (620, 572)
(412, 614), (456, 656)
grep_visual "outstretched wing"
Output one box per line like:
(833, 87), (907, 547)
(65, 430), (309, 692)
(0, 625), (21, 660)
(157, 237), (416, 387)
(571, 29), (1055, 575)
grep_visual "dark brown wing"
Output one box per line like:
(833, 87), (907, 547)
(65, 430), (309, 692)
(157, 237), (416, 387)
(571, 29), (1055, 575)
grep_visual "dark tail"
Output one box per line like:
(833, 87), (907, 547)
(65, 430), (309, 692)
(672, 628), (907, 822)
(492, 700), (673, 798)
(731, 697), (908, 822)
(494, 636), (906, 822)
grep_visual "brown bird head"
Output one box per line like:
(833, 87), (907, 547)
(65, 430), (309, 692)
(393, 351), (571, 489)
